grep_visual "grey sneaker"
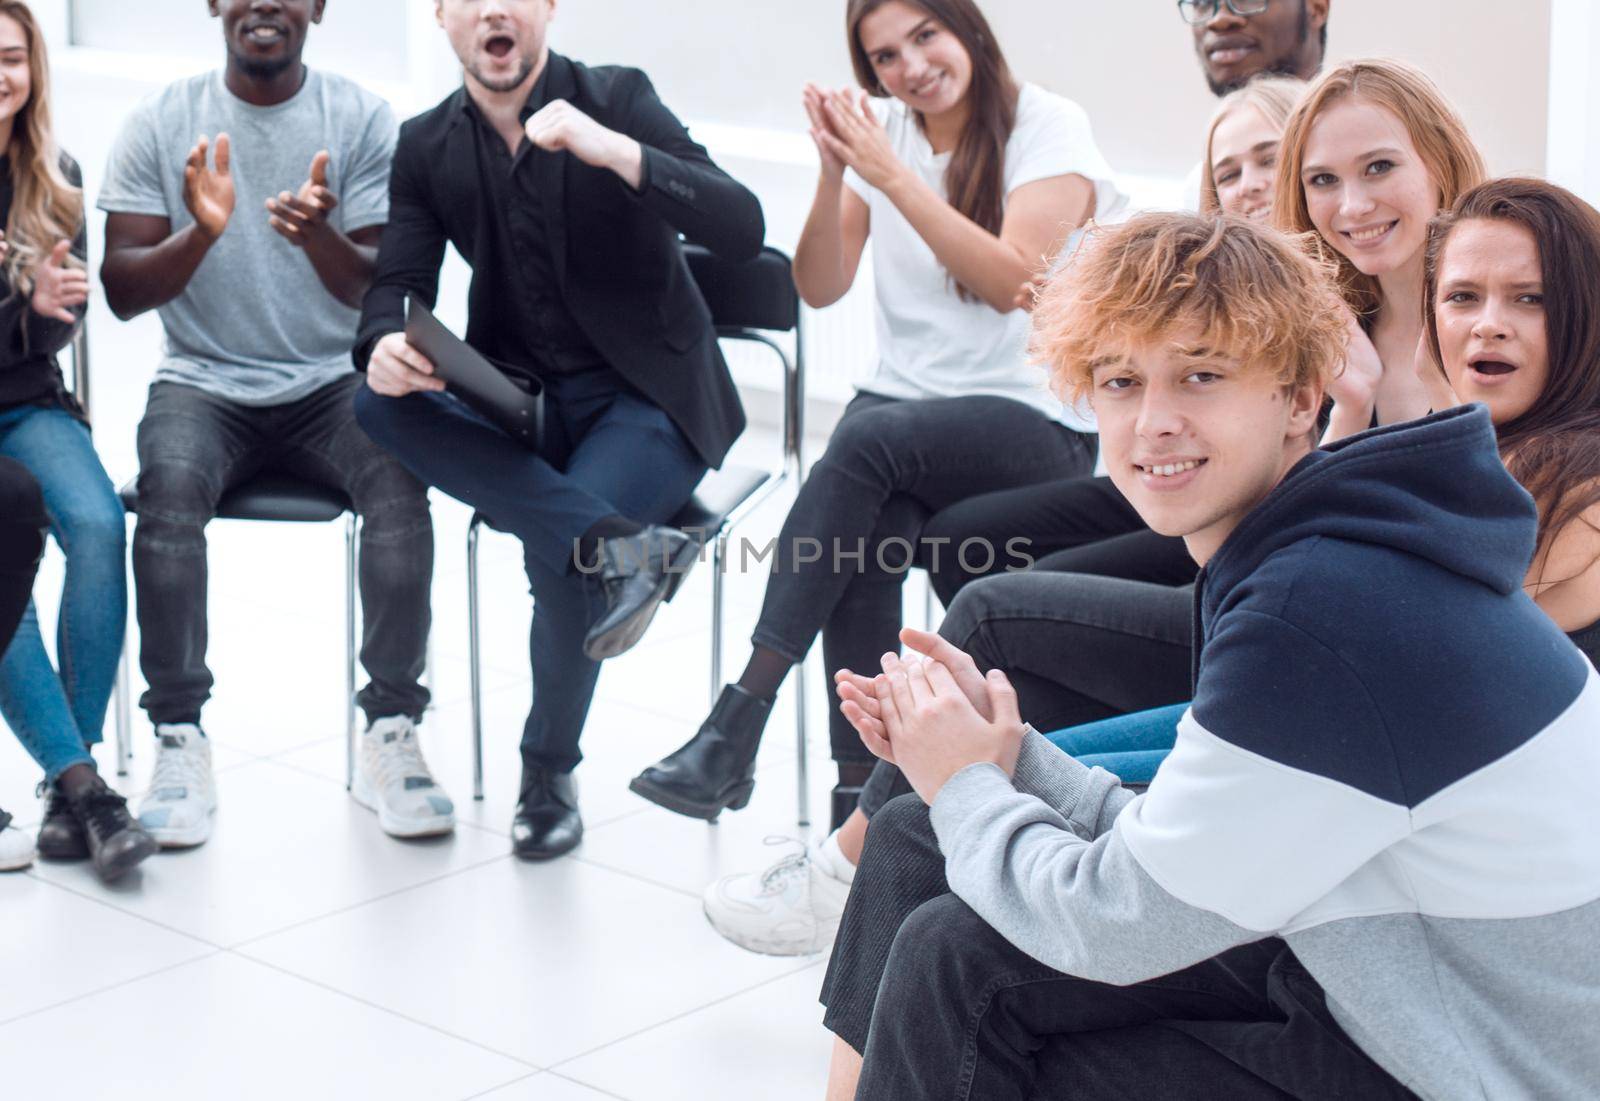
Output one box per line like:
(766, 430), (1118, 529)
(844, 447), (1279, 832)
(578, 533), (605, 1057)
(352, 715), (455, 838)
(136, 724), (217, 848)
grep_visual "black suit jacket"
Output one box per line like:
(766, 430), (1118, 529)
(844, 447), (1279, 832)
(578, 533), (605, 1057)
(355, 54), (765, 468)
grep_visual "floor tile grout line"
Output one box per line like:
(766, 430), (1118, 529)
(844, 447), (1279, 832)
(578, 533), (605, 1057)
(0, 947), (227, 1029)
(19, 867), (231, 950)
(226, 850), (515, 950)
(565, 853), (703, 901)
(227, 949), (546, 1073)
(548, 958), (827, 1072)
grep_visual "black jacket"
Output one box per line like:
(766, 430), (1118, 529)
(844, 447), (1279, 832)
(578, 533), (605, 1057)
(355, 54), (765, 468)
(0, 155), (87, 417)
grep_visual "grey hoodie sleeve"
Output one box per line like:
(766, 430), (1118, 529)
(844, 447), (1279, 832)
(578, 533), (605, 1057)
(1008, 726), (1137, 838)
(929, 760), (1260, 986)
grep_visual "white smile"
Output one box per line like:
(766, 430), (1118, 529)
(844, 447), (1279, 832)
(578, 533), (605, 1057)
(1139, 460), (1204, 478)
(911, 74), (944, 97)
(1344, 222), (1397, 245)
(248, 27), (283, 42)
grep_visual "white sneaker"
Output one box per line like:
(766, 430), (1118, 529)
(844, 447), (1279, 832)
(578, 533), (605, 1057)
(137, 724), (218, 848)
(352, 715), (455, 838)
(703, 835), (854, 956)
(0, 808), (36, 871)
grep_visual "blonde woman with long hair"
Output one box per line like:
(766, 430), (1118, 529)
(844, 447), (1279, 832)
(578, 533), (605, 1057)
(1198, 75), (1305, 218)
(1275, 58), (1486, 439)
(0, 0), (156, 882)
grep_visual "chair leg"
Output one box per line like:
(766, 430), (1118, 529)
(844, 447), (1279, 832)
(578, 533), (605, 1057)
(345, 513), (358, 792)
(709, 530), (728, 709)
(467, 516), (485, 802)
(114, 621), (132, 778)
(794, 655), (810, 832)
(114, 514), (132, 777)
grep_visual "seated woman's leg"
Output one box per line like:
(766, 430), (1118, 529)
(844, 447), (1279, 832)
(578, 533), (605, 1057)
(0, 408), (126, 775)
(1046, 702), (1190, 785)
(634, 394), (1092, 819)
(923, 474), (1190, 604)
(0, 456), (45, 652)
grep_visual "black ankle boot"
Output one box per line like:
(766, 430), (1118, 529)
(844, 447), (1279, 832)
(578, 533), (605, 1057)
(629, 685), (772, 820)
(829, 761), (875, 832)
(35, 782), (89, 861)
(69, 777), (158, 883)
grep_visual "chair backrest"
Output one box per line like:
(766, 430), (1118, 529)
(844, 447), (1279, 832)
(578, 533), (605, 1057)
(683, 244), (798, 335)
(67, 320), (91, 414)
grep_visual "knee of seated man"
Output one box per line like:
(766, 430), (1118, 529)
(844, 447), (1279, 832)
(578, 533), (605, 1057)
(938, 574), (1013, 649)
(881, 894), (1002, 998)
(133, 460), (221, 528)
(349, 454), (431, 532)
(862, 793), (936, 862)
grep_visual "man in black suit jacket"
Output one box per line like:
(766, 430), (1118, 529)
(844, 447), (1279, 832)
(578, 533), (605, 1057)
(353, 0), (765, 860)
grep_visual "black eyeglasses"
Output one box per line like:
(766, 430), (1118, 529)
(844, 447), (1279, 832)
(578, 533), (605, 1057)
(1177, 0), (1272, 24)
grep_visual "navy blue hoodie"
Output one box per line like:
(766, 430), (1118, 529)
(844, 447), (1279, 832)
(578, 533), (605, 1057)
(930, 406), (1600, 1100)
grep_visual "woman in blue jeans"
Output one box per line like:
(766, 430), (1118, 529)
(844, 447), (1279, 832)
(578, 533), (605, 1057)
(0, 0), (154, 881)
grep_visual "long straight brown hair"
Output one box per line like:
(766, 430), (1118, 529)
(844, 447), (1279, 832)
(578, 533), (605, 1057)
(1424, 178), (1600, 573)
(0, 1), (82, 295)
(846, 0), (1018, 300)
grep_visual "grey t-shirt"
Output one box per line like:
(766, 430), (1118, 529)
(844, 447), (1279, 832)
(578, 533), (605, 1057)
(97, 69), (396, 405)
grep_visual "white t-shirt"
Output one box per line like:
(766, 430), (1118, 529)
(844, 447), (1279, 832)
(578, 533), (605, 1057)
(843, 83), (1123, 429)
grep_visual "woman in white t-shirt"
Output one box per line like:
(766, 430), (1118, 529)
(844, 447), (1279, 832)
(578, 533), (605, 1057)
(629, 0), (1123, 825)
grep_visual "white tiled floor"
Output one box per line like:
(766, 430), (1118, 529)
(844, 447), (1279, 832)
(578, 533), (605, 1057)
(0, 327), (872, 1096)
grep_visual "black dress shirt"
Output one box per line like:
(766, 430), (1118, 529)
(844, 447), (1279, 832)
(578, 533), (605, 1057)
(464, 67), (606, 379)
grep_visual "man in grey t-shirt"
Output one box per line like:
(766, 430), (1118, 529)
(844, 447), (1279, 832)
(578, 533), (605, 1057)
(97, 0), (448, 850)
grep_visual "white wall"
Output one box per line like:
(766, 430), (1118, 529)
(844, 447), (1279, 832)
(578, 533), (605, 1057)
(1547, 0), (1600, 206)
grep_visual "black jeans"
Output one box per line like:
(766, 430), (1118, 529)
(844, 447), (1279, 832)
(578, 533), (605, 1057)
(133, 376), (433, 725)
(354, 367), (706, 772)
(824, 797), (1416, 1101)
(860, 568), (1196, 816)
(0, 455), (46, 653)
(922, 474), (1196, 603)
(749, 392), (1095, 763)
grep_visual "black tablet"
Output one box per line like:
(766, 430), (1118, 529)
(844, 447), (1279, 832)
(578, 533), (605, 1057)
(404, 296), (543, 448)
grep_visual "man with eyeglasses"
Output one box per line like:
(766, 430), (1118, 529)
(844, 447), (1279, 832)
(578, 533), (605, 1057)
(1182, 0), (1329, 96)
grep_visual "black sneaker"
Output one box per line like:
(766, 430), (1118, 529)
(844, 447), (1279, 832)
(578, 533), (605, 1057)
(35, 781), (89, 861)
(69, 779), (158, 882)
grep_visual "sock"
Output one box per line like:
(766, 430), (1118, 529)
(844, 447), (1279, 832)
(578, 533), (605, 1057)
(55, 762), (100, 801)
(736, 645), (792, 702)
(815, 830), (857, 885)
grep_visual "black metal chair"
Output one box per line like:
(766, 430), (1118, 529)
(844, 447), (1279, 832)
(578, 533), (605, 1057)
(464, 244), (812, 826)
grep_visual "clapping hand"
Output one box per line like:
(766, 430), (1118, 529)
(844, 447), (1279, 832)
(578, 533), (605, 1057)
(183, 133), (235, 242)
(267, 150), (339, 246)
(30, 240), (89, 324)
(814, 87), (904, 191)
(836, 627), (1024, 803)
(802, 83), (847, 182)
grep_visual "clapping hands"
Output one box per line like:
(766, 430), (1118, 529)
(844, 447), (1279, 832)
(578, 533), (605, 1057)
(835, 627), (1025, 804)
(803, 83), (904, 191)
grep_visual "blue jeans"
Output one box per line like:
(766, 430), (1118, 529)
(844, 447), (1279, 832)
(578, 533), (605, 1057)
(0, 406), (126, 784)
(354, 369), (707, 771)
(1044, 702), (1188, 784)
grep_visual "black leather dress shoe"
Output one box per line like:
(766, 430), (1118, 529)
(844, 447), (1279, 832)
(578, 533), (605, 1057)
(36, 783), (89, 860)
(511, 766), (583, 861)
(629, 685), (772, 820)
(70, 779), (158, 883)
(582, 526), (699, 661)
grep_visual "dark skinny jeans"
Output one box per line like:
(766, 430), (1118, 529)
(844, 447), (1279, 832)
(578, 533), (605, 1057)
(748, 391), (1095, 763)
(133, 375), (434, 726)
